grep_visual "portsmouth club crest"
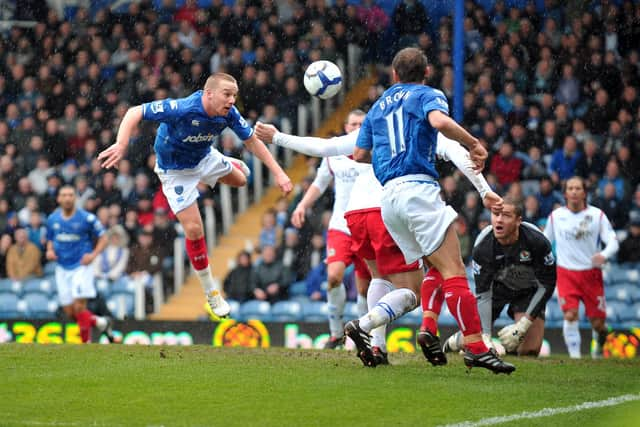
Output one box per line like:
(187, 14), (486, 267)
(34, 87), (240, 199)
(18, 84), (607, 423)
(519, 250), (532, 262)
(175, 185), (184, 195)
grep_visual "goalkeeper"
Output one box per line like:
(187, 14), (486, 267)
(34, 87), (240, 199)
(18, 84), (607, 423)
(444, 197), (556, 356)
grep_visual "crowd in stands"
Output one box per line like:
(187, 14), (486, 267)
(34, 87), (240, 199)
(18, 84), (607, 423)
(0, 1), (639, 319)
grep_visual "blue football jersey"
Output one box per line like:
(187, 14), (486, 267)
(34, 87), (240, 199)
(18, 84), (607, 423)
(142, 90), (253, 170)
(46, 208), (106, 269)
(356, 83), (449, 185)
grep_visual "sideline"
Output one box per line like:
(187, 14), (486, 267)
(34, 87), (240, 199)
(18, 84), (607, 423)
(437, 393), (640, 427)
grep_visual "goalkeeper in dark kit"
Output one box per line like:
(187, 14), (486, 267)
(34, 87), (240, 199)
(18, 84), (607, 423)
(444, 197), (556, 356)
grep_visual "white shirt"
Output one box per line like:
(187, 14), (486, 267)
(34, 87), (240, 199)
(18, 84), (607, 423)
(311, 154), (370, 234)
(544, 205), (619, 271)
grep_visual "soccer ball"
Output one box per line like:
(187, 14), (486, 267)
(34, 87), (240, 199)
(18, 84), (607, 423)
(303, 60), (343, 99)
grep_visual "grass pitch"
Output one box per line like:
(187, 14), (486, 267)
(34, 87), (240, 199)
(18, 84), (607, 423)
(1, 344), (639, 427)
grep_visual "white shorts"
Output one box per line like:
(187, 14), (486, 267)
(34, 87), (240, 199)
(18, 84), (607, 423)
(381, 175), (458, 265)
(155, 148), (233, 214)
(55, 264), (96, 306)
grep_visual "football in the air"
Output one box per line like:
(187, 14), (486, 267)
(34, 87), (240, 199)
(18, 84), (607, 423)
(303, 60), (343, 99)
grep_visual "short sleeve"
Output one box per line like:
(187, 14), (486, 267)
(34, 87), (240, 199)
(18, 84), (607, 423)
(422, 89), (449, 118)
(87, 213), (106, 239)
(355, 115), (373, 150)
(142, 98), (181, 122)
(46, 216), (54, 241)
(227, 106), (254, 141)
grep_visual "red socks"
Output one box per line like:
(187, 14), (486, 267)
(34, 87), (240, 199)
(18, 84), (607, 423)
(420, 268), (444, 334)
(443, 276), (488, 354)
(75, 309), (96, 343)
(186, 237), (209, 271)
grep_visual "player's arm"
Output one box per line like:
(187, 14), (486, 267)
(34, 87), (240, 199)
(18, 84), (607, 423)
(525, 230), (557, 319)
(353, 115), (373, 164)
(243, 133), (292, 195)
(428, 110), (486, 171)
(542, 212), (555, 243)
(593, 212), (619, 267)
(436, 133), (502, 211)
(254, 122), (356, 157)
(98, 105), (143, 169)
(291, 159), (332, 228)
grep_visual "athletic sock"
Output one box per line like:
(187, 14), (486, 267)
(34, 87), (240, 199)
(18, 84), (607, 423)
(76, 309), (96, 343)
(186, 237), (215, 293)
(563, 319), (581, 358)
(359, 288), (417, 333)
(356, 293), (368, 317)
(443, 276), (487, 354)
(420, 268), (444, 334)
(327, 285), (346, 338)
(367, 278), (394, 351)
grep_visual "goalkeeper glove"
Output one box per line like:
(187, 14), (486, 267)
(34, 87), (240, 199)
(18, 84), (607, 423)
(498, 317), (532, 352)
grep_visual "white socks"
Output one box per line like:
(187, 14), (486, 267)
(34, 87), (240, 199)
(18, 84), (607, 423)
(327, 285), (346, 338)
(94, 316), (107, 330)
(359, 288), (417, 333)
(367, 278), (394, 351)
(563, 319), (581, 358)
(196, 266), (216, 294)
(356, 293), (368, 317)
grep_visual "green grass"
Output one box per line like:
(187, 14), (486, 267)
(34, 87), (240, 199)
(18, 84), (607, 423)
(1, 344), (639, 427)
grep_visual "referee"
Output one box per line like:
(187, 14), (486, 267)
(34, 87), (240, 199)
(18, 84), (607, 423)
(445, 197), (556, 356)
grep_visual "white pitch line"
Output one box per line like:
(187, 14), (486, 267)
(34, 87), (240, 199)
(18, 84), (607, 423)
(437, 393), (640, 427)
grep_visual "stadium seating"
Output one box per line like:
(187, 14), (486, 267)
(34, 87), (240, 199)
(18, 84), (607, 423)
(288, 281), (307, 298)
(271, 301), (303, 322)
(238, 300), (272, 322)
(343, 301), (359, 321)
(0, 293), (23, 319)
(227, 299), (241, 319)
(23, 293), (57, 319)
(23, 277), (56, 298)
(0, 279), (21, 295)
(301, 301), (329, 323)
(108, 293), (135, 320)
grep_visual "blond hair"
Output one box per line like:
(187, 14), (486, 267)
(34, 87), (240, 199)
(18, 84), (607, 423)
(205, 73), (237, 90)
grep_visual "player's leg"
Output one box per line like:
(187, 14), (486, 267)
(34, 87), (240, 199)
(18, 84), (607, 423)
(160, 162), (230, 317)
(176, 202), (230, 317)
(583, 269), (608, 358)
(513, 312), (545, 356)
(354, 257), (371, 317)
(325, 260), (347, 348)
(417, 267), (447, 365)
(557, 267), (582, 358)
(426, 226), (514, 373)
(218, 159), (249, 187)
(71, 266), (113, 343)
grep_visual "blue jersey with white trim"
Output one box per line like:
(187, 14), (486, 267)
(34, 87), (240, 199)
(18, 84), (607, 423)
(356, 83), (449, 185)
(46, 208), (106, 269)
(142, 90), (253, 170)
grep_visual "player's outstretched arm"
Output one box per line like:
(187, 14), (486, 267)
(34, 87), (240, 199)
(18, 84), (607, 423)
(254, 122), (356, 158)
(428, 110), (486, 171)
(243, 134), (293, 195)
(99, 105), (143, 169)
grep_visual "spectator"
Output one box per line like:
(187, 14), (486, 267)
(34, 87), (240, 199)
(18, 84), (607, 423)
(597, 159), (627, 202)
(93, 225), (130, 283)
(393, 0), (428, 48)
(618, 216), (640, 264)
(26, 211), (46, 253)
(0, 233), (12, 278)
(550, 135), (582, 185)
(6, 228), (42, 281)
(253, 245), (289, 303)
(306, 262), (328, 302)
(127, 229), (164, 313)
(576, 138), (606, 188)
(223, 250), (256, 302)
(536, 176), (564, 219)
(489, 141), (523, 189)
(593, 182), (627, 230)
(258, 208), (281, 250)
